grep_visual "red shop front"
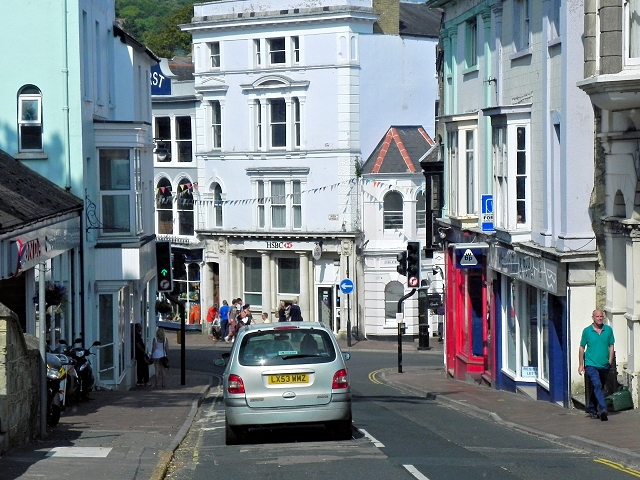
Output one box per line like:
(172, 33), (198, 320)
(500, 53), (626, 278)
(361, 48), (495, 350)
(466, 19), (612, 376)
(445, 243), (490, 382)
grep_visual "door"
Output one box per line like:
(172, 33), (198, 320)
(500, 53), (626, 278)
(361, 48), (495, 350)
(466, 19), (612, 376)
(317, 287), (333, 329)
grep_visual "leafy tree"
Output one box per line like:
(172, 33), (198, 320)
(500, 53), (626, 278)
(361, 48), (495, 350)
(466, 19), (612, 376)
(145, 4), (194, 58)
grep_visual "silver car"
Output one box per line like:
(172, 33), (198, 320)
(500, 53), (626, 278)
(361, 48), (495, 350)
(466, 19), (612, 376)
(215, 322), (352, 445)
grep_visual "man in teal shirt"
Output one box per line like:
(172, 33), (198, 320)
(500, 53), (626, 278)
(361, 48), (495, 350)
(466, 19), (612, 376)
(578, 310), (615, 421)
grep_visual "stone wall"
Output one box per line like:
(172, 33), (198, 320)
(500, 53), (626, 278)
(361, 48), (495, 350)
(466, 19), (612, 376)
(0, 303), (40, 453)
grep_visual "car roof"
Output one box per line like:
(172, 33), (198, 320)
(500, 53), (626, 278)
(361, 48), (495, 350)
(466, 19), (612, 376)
(241, 322), (328, 333)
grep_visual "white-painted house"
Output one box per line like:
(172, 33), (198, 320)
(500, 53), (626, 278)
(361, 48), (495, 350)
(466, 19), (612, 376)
(180, 0), (440, 336)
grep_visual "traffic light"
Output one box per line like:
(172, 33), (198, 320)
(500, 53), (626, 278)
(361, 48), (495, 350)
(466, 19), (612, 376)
(156, 242), (173, 292)
(406, 241), (420, 287)
(396, 250), (407, 276)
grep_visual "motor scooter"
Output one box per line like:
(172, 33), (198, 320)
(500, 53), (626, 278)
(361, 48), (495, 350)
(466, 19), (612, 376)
(68, 338), (101, 401)
(45, 353), (65, 426)
(50, 340), (78, 408)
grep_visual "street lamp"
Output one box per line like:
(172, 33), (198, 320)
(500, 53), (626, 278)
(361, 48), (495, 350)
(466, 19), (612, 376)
(154, 139), (170, 162)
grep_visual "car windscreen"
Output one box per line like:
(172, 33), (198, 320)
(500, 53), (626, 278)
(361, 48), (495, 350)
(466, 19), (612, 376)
(238, 329), (337, 366)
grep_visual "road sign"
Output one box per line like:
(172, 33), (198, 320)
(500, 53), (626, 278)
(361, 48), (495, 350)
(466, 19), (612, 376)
(481, 194), (494, 232)
(339, 278), (354, 295)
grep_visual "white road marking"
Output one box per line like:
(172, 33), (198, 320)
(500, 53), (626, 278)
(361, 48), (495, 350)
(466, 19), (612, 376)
(46, 447), (112, 458)
(358, 428), (385, 448)
(403, 464), (430, 480)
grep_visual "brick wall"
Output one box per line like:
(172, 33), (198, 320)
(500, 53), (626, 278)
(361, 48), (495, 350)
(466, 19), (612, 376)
(0, 304), (40, 453)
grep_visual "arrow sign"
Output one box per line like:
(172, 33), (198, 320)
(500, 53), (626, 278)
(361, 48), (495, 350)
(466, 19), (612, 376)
(460, 249), (478, 266)
(160, 268), (169, 277)
(339, 278), (354, 295)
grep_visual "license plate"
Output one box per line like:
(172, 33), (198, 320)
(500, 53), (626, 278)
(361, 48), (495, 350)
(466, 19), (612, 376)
(268, 374), (309, 385)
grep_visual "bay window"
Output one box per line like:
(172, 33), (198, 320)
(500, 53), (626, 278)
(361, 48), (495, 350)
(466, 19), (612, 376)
(445, 122), (477, 217)
(99, 149), (131, 234)
(155, 178), (173, 234)
(177, 178), (194, 236)
(153, 115), (193, 163)
(626, 0), (640, 64)
(255, 178), (304, 230)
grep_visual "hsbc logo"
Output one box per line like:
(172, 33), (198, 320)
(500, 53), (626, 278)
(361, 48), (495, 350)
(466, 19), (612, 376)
(266, 241), (294, 249)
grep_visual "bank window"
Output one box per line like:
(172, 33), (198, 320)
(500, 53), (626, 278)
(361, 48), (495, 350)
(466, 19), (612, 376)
(269, 99), (286, 148)
(383, 191), (403, 230)
(292, 180), (301, 229)
(271, 181), (286, 228)
(278, 257), (300, 295)
(211, 101), (222, 149)
(18, 85), (43, 151)
(268, 37), (286, 65)
(244, 257), (262, 308)
(292, 36), (300, 63)
(209, 41), (220, 69)
(156, 178), (173, 234)
(625, 0), (640, 64)
(257, 180), (265, 228)
(99, 149), (131, 234)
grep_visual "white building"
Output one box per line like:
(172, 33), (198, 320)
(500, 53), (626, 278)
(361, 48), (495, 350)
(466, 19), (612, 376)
(179, 0), (439, 335)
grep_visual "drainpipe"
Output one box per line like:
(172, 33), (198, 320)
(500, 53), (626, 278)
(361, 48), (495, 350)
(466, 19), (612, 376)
(62, 0), (72, 191)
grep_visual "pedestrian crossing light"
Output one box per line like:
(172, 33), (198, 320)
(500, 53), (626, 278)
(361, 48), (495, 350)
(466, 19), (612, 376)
(396, 250), (407, 276)
(406, 241), (421, 288)
(156, 241), (173, 292)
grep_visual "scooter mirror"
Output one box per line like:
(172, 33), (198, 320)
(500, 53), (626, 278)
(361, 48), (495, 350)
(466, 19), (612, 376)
(74, 338), (83, 344)
(92, 341), (102, 347)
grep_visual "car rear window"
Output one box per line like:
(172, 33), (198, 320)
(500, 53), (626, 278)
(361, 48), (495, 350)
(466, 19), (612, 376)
(238, 329), (337, 366)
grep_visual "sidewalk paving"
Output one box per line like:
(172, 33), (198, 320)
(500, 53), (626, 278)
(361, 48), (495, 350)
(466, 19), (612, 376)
(2, 331), (640, 480)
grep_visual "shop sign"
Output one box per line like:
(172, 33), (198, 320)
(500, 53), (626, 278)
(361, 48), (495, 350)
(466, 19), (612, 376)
(453, 243), (488, 269)
(521, 366), (538, 378)
(243, 240), (316, 251)
(488, 246), (566, 295)
(8, 217), (81, 276)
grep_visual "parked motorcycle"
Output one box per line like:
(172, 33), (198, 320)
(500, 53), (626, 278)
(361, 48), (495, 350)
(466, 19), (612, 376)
(49, 340), (79, 408)
(45, 353), (65, 426)
(68, 338), (101, 401)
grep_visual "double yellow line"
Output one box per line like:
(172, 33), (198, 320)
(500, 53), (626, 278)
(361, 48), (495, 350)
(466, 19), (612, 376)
(368, 368), (388, 385)
(595, 459), (640, 477)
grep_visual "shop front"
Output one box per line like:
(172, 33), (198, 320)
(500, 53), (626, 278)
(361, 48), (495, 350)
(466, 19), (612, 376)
(489, 245), (569, 405)
(202, 234), (357, 336)
(445, 243), (489, 382)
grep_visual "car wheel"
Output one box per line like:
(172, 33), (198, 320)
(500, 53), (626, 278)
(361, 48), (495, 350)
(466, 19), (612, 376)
(329, 415), (352, 440)
(225, 418), (243, 445)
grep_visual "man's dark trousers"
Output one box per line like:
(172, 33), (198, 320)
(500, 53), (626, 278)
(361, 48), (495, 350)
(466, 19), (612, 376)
(585, 365), (609, 414)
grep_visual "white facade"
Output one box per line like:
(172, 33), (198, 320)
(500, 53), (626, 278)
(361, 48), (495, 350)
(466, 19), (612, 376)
(181, 0), (437, 336)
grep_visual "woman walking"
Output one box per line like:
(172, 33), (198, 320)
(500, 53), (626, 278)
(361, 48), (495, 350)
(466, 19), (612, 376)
(151, 327), (169, 388)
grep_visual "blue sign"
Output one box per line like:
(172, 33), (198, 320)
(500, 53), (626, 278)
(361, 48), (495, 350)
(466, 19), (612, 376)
(481, 194), (494, 232)
(150, 63), (171, 95)
(339, 278), (354, 295)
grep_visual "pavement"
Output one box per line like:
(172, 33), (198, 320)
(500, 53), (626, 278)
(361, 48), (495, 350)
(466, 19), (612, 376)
(2, 331), (640, 480)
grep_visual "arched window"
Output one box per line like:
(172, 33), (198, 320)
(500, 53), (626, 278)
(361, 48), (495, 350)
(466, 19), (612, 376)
(177, 178), (194, 235)
(416, 191), (426, 229)
(156, 178), (173, 234)
(211, 183), (223, 227)
(383, 191), (403, 229)
(18, 85), (43, 151)
(385, 281), (404, 319)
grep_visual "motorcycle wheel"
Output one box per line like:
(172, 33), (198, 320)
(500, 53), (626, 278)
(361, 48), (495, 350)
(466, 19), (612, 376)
(47, 404), (61, 427)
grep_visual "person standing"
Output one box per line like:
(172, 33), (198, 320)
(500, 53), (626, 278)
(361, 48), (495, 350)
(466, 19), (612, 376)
(277, 300), (287, 322)
(219, 300), (230, 340)
(134, 323), (149, 386)
(206, 303), (218, 339)
(289, 298), (303, 322)
(152, 327), (169, 388)
(578, 310), (615, 421)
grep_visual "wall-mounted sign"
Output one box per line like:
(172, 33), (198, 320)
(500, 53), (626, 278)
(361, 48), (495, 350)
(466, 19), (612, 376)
(312, 243), (322, 261)
(150, 63), (171, 95)
(488, 246), (566, 295)
(480, 194), (495, 232)
(453, 243), (488, 269)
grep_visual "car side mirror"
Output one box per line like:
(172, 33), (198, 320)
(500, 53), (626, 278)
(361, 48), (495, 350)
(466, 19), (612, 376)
(342, 352), (351, 361)
(214, 357), (227, 367)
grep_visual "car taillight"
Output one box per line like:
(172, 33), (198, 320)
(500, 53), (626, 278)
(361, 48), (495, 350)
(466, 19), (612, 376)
(332, 369), (349, 389)
(228, 374), (245, 394)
